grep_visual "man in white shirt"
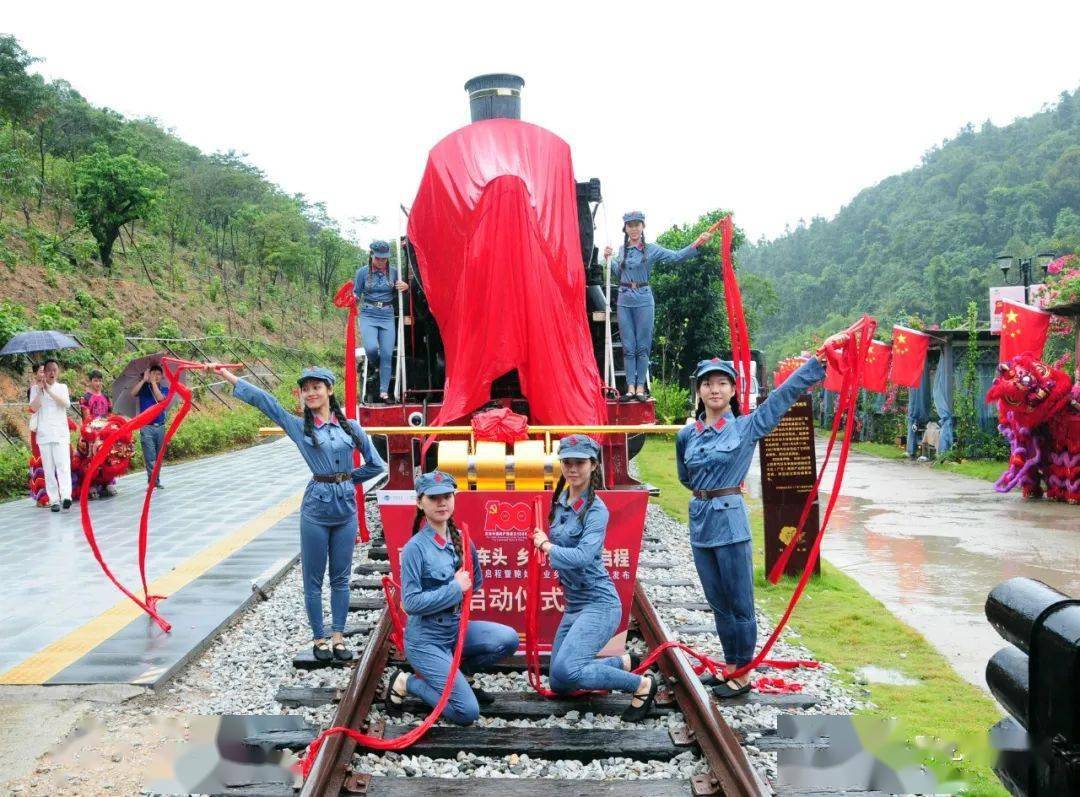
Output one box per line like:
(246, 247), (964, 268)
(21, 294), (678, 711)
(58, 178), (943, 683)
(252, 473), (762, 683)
(29, 359), (73, 512)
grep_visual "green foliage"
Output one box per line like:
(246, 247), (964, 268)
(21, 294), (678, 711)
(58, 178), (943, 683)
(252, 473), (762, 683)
(153, 405), (264, 460)
(85, 316), (125, 357)
(0, 36), (44, 126)
(744, 90), (1080, 358)
(954, 302), (980, 456)
(74, 148), (166, 269)
(0, 300), (27, 348)
(155, 318), (181, 339)
(202, 320), (226, 337)
(208, 275), (221, 303)
(258, 313), (276, 332)
(35, 301), (78, 332)
(0, 444), (31, 502)
(649, 379), (691, 424)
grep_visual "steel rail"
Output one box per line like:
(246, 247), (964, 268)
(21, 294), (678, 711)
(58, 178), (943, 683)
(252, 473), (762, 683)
(300, 610), (394, 796)
(632, 581), (768, 797)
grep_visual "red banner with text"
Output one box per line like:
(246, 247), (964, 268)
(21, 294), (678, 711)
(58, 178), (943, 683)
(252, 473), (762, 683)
(378, 490), (648, 652)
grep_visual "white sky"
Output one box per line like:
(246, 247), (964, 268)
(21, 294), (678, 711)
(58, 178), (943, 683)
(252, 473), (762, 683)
(6, 1), (1079, 247)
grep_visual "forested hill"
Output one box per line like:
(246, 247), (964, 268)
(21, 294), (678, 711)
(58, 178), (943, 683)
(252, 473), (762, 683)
(0, 34), (365, 362)
(742, 88), (1080, 361)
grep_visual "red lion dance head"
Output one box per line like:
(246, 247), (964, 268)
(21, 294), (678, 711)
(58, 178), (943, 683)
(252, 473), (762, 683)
(986, 353), (1076, 502)
(73, 414), (136, 492)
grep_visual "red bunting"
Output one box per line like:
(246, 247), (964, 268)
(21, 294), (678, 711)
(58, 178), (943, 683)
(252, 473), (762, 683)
(861, 340), (891, 393)
(998, 298), (1051, 364)
(888, 325), (930, 388)
(823, 358), (845, 392)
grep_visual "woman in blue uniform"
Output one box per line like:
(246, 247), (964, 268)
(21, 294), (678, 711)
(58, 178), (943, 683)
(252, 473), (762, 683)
(385, 471), (519, 725)
(604, 212), (713, 402)
(354, 240), (408, 403)
(214, 364), (386, 662)
(530, 435), (657, 721)
(674, 334), (846, 697)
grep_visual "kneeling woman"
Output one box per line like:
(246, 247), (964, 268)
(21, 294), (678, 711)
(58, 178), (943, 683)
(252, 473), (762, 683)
(531, 435), (657, 721)
(386, 471), (519, 725)
(214, 365), (386, 662)
(675, 335), (846, 698)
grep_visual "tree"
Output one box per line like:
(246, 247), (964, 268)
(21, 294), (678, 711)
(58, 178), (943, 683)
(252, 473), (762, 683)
(0, 35), (45, 127)
(74, 148), (165, 270)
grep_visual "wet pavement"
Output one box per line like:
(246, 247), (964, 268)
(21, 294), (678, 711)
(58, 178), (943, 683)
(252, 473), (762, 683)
(749, 443), (1079, 692)
(0, 438), (311, 683)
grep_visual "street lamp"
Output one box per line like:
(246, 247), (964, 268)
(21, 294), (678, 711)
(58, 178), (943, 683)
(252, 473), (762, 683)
(996, 250), (1056, 304)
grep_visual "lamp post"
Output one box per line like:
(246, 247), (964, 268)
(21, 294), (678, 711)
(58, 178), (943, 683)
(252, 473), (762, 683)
(995, 251), (1056, 304)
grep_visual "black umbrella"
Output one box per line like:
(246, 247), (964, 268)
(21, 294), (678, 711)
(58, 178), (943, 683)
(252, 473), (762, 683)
(0, 330), (82, 356)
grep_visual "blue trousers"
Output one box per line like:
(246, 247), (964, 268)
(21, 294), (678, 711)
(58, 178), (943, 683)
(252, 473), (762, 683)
(299, 514), (357, 639)
(360, 312), (395, 394)
(692, 541), (756, 667)
(549, 601), (641, 693)
(617, 299), (654, 388)
(404, 617), (520, 725)
(140, 424), (165, 480)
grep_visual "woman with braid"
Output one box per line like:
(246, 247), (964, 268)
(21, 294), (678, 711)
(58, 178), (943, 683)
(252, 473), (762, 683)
(213, 364), (386, 662)
(384, 471), (519, 725)
(530, 435), (659, 721)
(604, 211), (713, 402)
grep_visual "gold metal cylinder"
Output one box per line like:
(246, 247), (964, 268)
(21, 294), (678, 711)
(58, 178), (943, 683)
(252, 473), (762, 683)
(474, 441), (508, 490)
(437, 440), (470, 486)
(512, 440), (546, 491)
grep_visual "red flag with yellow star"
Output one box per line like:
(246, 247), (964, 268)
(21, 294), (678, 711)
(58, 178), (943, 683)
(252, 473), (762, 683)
(888, 325), (930, 387)
(861, 340), (891, 392)
(998, 298), (1051, 364)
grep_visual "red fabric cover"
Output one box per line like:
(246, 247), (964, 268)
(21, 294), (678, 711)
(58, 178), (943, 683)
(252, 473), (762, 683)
(471, 407), (529, 443)
(407, 119), (606, 426)
(999, 298), (1051, 364)
(888, 325), (930, 388)
(333, 281), (368, 542)
(860, 341), (892, 393)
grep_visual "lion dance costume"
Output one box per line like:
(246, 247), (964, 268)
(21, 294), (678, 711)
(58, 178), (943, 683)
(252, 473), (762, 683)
(986, 353), (1080, 503)
(27, 414), (134, 505)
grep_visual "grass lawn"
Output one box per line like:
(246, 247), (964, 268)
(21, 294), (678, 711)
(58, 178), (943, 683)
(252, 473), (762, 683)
(932, 459), (1007, 483)
(853, 440), (908, 460)
(637, 435), (1007, 796)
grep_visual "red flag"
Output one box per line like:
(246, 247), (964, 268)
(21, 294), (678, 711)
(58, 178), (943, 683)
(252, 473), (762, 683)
(861, 340), (891, 393)
(823, 359), (844, 392)
(888, 325), (930, 388)
(998, 298), (1051, 363)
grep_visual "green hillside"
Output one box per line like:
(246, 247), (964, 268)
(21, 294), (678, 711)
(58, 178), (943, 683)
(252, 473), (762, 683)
(742, 88), (1080, 362)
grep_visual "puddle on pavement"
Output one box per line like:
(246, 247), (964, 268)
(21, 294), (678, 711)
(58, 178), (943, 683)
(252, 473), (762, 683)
(854, 665), (920, 686)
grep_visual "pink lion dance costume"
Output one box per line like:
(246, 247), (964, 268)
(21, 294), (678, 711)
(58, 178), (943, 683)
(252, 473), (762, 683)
(986, 353), (1079, 503)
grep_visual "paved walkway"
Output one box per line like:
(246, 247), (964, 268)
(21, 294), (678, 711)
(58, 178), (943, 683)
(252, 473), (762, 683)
(749, 444), (1079, 691)
(0, 438), (311, 683)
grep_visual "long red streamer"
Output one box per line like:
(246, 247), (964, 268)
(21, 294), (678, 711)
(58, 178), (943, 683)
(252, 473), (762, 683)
(298, 525), (474, 778)
(717, 216), (753, 410)
(78, 357), (240, 632)
(334, 281), (369, 542)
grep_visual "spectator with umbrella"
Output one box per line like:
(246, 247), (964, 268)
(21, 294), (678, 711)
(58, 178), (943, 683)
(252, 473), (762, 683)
(29, 359), (73, 512)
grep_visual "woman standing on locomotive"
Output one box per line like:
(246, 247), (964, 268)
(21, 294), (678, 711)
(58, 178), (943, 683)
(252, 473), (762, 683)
(353, 240), (408, 403)
(603, 211), (713, 402)
(385, 471), (519, 725)
(675, 334), (847, 697)
(213, 364), (386, 662)
(531, 435), (658, 720)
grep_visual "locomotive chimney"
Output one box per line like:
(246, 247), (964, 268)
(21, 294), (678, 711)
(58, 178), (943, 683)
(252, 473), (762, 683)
(464, 74), (525, 122)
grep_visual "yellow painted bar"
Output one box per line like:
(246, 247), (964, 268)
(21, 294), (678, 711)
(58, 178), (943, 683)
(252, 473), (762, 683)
(259, 424), (685, 437)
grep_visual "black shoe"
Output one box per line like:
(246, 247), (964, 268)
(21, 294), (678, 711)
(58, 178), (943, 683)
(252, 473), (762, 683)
(156, 482), (164, 489)
(634, 393), (648, 402)
(312, 641), (332, 662)
(621, 672), (658, 722)
(711, 680), (752, 699)
(699, 672), (723, 687)
(50, 503), (60, 513)
(62, 498), (72, 510)
(385, 668), (407, 715)
(471, 680), (495, 706)
(619, 392), (637, 403)
(332, 641), (353, 662)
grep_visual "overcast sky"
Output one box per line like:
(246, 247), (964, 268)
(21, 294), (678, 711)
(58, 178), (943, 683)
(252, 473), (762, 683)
(6, 2), (1079, 248)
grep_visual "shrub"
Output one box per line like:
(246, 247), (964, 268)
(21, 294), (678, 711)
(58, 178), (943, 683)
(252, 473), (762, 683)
(0, 445), (31, 502)
(35, 302), (78, 332)
(259, 314), (276, 333)
(650, 379), (692, 424)
(86, 316), (125, 358)
(0, 300), (28, 348)
(156, 318), (182, 339)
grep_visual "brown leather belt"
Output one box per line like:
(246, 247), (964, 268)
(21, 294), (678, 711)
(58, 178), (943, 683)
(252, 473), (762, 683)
(620, 281), (646, 290)
(312, 472), (351, 484)
(693, 486), (741, 500)
(364, 300), (392, 309)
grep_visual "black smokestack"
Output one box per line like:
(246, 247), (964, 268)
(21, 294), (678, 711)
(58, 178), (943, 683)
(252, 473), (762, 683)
(464, 74), (525, 122)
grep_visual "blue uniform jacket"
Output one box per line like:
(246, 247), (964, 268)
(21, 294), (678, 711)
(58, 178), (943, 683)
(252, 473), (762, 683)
(611, 242), (699, 308)
(675, 357), (825, 548)
(233, 379), (386, 523)
(547, 491), (619, 611)
(353, 265), (399, 318)
(400, 525), (483, 625)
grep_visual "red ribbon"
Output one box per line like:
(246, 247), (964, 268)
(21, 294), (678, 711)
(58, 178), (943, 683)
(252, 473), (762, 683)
(717, 216), (753, 410)
(78, 357), (240, 632)
(297, 524), (474, 778)
(382, 575), (407, 655)
(334, 281), (369, 543)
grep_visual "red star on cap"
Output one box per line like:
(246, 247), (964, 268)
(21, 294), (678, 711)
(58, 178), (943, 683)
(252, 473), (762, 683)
(710, 357), (720, 363)
(434, 472), (444, 483)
